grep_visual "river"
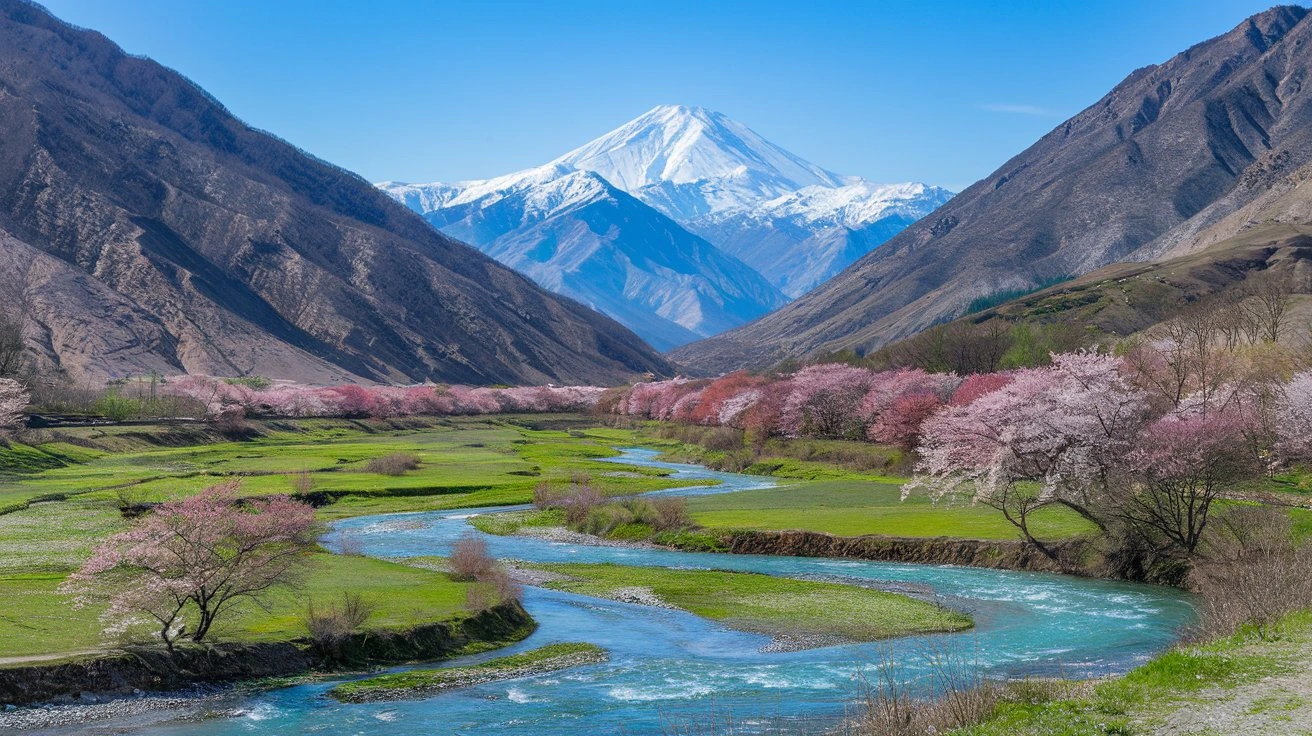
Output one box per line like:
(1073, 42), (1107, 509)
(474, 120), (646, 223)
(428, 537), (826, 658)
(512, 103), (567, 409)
(141, 448), (1195, 735)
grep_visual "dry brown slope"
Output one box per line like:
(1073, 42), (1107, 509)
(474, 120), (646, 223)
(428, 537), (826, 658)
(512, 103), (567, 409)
(0, 0), (671, 385)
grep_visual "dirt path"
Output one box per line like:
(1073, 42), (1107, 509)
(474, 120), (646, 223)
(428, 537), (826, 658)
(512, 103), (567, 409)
(0, 648), (109, 666)
(1147, 635), (1312, 735)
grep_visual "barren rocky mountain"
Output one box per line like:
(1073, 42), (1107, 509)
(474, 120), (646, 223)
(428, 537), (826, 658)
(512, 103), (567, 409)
(673, 5), (1312, 373)
(0, 0), (671, 385)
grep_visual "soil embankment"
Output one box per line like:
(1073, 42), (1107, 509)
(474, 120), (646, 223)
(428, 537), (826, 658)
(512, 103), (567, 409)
(712, 530), (1187, 586)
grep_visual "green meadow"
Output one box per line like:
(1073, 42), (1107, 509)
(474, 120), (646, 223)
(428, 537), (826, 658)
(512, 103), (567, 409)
(525, 562), (972, 642)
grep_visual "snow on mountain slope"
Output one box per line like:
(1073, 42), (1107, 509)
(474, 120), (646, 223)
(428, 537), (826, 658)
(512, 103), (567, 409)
(691, 181), (955, 296)
(379, 104), (950, 337)
(395, 169), (788, 351)
(548, 104), (845, 219)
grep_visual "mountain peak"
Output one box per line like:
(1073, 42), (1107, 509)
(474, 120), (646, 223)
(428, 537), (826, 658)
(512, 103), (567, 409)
(549, 105), (844, 193)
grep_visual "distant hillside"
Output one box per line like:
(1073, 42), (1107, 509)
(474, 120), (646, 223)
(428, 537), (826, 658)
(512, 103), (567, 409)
(0, 0), (670, 385)
(674, 6), (1312, 373)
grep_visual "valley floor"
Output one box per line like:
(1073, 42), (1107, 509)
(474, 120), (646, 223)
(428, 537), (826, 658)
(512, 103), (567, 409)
(0, 414), (1306, 735)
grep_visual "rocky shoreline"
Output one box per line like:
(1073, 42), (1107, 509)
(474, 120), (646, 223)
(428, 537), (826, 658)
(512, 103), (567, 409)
(330, 644), (610, 703)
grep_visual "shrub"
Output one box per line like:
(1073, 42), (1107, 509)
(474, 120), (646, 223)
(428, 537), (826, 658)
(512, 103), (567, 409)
(305, 592), (374, 650)
(559, 484), (604, 527)
(363, 452), (421, 476)
(448, 534), (495, 581)
(852, 639), (1001, 736)
(289, 471), (314, 495)
(93, 392), (142, 421)
(1191, 506), (1312, 640)
(648, 496), (691, 532)
(579, 504), (635, 537)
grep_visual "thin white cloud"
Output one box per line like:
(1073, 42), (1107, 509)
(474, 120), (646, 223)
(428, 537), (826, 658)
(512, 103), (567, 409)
(979, 103), (1060, 116)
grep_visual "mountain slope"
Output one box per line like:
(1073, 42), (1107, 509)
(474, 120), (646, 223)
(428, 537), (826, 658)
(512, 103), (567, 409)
(672, 5), (1312, 373)
(391, 168), (788, 351)
(0, 0), (671, 385)
(381, 106), (948, 314)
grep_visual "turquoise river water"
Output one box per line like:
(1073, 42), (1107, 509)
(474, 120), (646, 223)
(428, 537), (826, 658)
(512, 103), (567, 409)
(141, 448), (1196, 735)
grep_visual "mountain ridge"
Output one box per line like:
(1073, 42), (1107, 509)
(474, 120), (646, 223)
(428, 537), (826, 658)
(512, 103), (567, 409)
(672, 4), (1312, 373)
(0, 0), (672, 385)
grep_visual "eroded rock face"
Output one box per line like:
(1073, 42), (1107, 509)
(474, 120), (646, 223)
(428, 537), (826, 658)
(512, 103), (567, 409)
(0, 1), (671, 385)
(674, 6), (1312, 372)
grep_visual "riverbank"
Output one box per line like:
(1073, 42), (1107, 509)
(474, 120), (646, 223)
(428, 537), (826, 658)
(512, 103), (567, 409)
(918, 611), (1312, 736)
(473, 510), (1190, 585)
(0, 600), (534, 708)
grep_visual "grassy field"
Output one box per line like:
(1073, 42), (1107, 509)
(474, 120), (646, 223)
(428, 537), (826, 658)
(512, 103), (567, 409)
(0, 553), (475, 659)
(0, 417), (688, 516)
(528, 562), (972, 643)
(0, 416), (691, 660)
(329, 642), (608, 702)
(688, 479), (1097, 541)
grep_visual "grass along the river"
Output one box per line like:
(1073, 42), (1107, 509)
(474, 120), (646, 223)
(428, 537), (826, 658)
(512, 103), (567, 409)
(0, 553), (479, 660)
(519, 562), (972, 646)
(943, 611), (1312, 736)
(688, 479), (1097, 541)
(0, 416), (688, 514)
(328, 642), (608, 702)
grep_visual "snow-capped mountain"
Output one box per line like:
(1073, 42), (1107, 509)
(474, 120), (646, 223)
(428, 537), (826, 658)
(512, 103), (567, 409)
(548, 104), (845, 220)
(383, 168), (787, 351)
(379, 104), (950, 345)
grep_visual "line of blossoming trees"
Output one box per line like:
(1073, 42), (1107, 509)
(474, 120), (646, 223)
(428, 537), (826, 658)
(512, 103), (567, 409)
(157, 347), (1312, 564)
(604, 352), (1312, 562)
(162, 376), (607, 420)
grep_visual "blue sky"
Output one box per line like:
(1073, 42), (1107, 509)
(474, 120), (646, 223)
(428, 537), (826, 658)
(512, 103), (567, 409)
(42, 0), (1278, 190)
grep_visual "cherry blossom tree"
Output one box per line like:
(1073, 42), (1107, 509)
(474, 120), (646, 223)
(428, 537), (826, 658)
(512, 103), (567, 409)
(0, 377), (30, 433)
(1118, 411), (1261, 553)
(779, 364), (879, 438)
(949, 372), (1013, 406)
(911, 352), (1150, 546)
(1276, 371), (1312, 465)
(63, 482), (317, 649)
(861, 369), (960, 448)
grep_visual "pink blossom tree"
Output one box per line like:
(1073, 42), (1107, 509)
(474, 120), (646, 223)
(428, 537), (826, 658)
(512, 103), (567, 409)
(911, 353), (1150, 550)
(1118, 411), (1261, 553)
(779, 364), (879, 438)
(861, 368), (960, 448)
(63, 482), (317, 649)
(0, 377), (30, 432)
(949, 373), (1013, 406)
(1276, 371), (1312, 465)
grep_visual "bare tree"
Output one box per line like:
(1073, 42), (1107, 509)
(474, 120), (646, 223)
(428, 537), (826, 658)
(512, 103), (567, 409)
(1243, 271), (1293, 344)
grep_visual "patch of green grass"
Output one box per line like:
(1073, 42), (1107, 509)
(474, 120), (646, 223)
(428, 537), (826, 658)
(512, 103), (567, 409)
(0, 553), (475, 660)
(532, 562), (971, 642)
(0, 416), (686, 517)
(0, 570), (109, 658)
(328, 642), (607, 702)
(216, 554), (472, 642)
(689, 480), (1094, 541)
(954, 612), (1312, 736)
(468, 508), (564, 536)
